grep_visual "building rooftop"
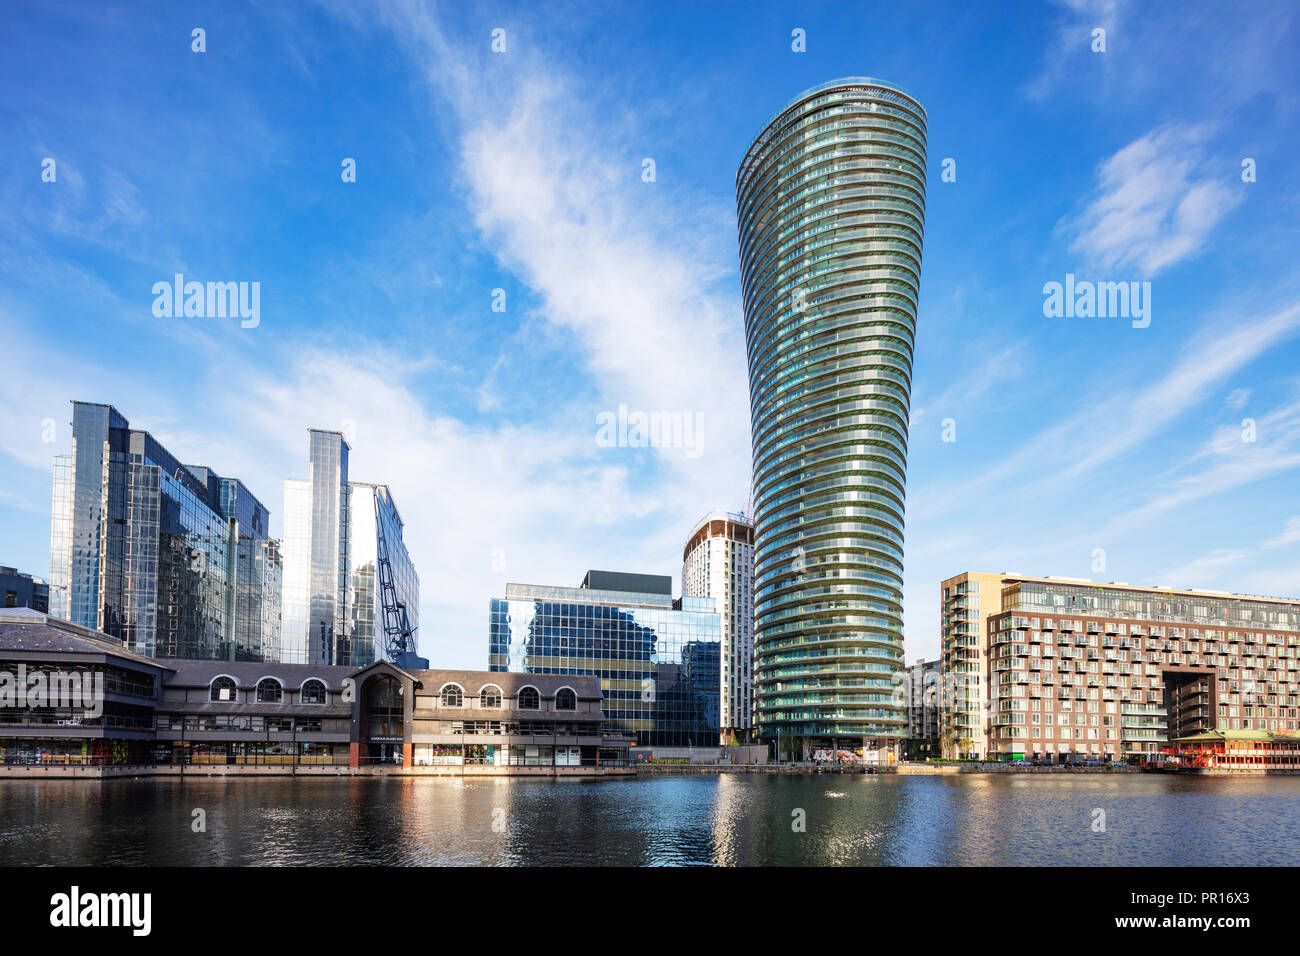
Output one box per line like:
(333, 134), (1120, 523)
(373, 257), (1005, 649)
(683, 511), (756, 559)
(739, 77), (926, 186)
(0, 608), (170, 671)
(1002, 574), (1300, 607)
(411, 669), (603, 700)
(0, 566), (47, 584)
(581, 570), (672, 596)
(1172, 729), (1300, 743)
(504, 582), (675, 609)
(163, 659), (356, 689)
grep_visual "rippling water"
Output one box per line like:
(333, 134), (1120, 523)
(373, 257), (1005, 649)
(1, 774), (1297, 866)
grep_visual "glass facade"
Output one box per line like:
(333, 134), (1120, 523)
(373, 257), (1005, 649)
(489, 582), (722, 746)
(279, 480), (311, 664)
(280, 431), (420, 666)
(681, 511), (755, 741)
(47, 402), (281, 661)
(215, 477), (282, 662)
(737, 79), (926, 741)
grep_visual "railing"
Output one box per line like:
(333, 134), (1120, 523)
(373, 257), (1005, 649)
(0, 755), (153, 767)
(0, 714), (153, 730)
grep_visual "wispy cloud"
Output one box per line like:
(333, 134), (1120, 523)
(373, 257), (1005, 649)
(1094, 389), (1300, 538)
(910, 343), (1024, 431)
(352, 0), (752, 501)
(1063, 122), (1243, 274)
(1024, 0), (1124, 103)
(1264, 516), (1300, 549)
(913, 301), (1300, 520)
(1156, 508), (1300, 594)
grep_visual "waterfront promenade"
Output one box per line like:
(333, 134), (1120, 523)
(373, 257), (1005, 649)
(0, 761), (1163, 779)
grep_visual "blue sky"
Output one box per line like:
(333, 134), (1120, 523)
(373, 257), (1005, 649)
(1, 0), (1299, 668)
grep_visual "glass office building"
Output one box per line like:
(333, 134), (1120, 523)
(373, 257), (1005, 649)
(736, 79), (926, 750)
(489, 572), (722, 746)
(48, 401), (282, 661)
(280, 430), (419, 667)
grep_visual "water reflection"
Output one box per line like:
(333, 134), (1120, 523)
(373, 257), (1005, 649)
(1, 775), (1297, 866)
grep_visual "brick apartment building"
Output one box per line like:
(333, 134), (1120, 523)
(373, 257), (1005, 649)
(951, 574), (1300, 763)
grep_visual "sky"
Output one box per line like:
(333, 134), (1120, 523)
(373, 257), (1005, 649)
(1, 0), (1299, 669)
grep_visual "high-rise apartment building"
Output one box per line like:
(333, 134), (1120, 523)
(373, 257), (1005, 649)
(682, 511), (755, 743)
(939, 571), (1009, 758)
(48, 401), (281, 661)
(280, 429), (419, 667)
(489, 570), (722, 746)
(737, 78), (926, 759)
(941, 572), (1300, 763)
(903, 656), (941, 759)
(985, 576), (1300, 763)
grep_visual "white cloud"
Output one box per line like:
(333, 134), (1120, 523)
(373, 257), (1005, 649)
(912, 301), (1300, 521)
(1024, 0), (1124, 103)
(1092, 391), (1300, 539)
(1155, 548), (1249, 588)
(1265, 516), (1300, 550)
(1, 4), (755, 668)
(1153, 507), (1300, 598)
(1064, 123), (1243, 274)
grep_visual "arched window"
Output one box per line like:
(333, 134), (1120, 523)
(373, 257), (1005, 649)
(300, 679), (327, 705)
(555, 687), (576, 711)
(441, 684), (463, 707)
(256, 678), (283, 703)
(479, 686), (502, 709)
(517, 686), (539, 710)
(210, 676), (237, 702)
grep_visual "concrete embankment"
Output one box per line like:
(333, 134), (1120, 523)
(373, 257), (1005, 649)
(1, 763), (1158, 780)
(636, 763), (1144, 775)
(892, 763), (1143, 774)
(0, 764), (636, 780)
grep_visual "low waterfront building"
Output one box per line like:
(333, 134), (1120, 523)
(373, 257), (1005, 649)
(154, 660), (354, 766)
(406, 669), (622, 768)
(957, 573), (1300, 763)
(0, 608), (166, 766)
(0, 608), (628, 773)
(1164, 729), (1300, 772)
(1, 566), (49, 613)
(489, 570), (723, 746)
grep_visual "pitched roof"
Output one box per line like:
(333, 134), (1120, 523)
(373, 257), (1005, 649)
(410, 669), (603, 699)
(163, 659), (356, 690)
(0, 609), (170, 672)
(1172, 729), (1300, 743)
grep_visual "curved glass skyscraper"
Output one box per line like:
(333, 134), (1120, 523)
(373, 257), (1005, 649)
(736, 78), (925, 757)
